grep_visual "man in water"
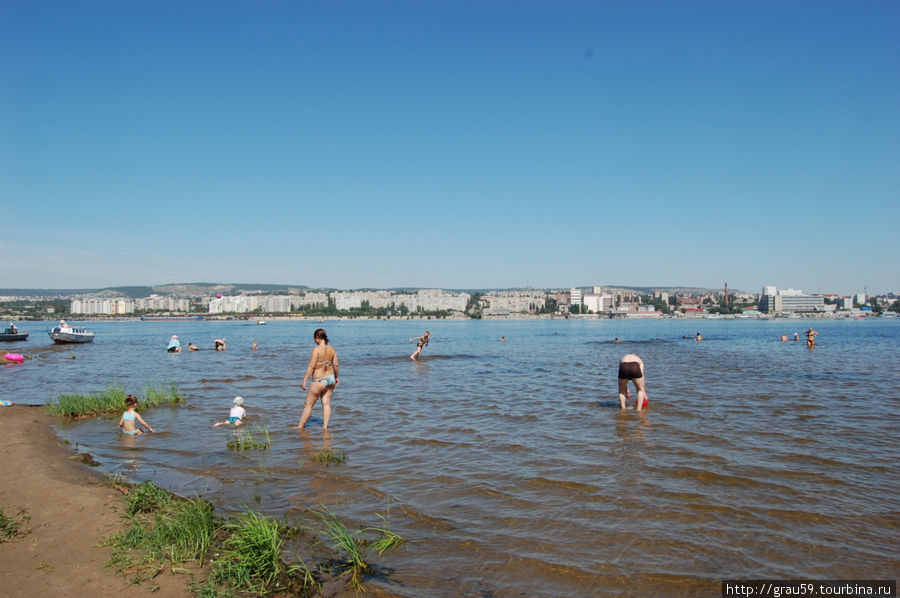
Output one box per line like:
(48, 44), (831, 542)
(805, 327), (818, 347)
(617, 354), (648, 411)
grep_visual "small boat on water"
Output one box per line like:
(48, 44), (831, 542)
(1, 325), (29, 342)
(257, 320), (267, 325)
(48, 321), (95, 344)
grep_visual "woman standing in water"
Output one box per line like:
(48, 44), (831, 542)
(299, 328), (339, 430)
(410, 330), (430, 360)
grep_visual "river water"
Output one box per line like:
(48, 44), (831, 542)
(2, 318), (898, 596)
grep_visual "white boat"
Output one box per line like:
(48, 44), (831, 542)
(48, 322), (95, 344)
(257, 320), (267, 325)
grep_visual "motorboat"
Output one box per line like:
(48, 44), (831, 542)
(48, 322), (95, 344)
(1, 325), (29, 341)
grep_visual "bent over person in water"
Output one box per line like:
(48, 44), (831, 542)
(299, 328), (339, 430)
(617, 354), (648, 411)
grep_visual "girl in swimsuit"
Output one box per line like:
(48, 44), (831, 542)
(118, 394), (155, 435)
(410, 331), (430, 360)
(299, 328), (339, 430)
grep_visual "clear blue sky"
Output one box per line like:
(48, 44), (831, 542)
(2, 1), (897, 295)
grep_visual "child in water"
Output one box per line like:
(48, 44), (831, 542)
(118, 394), (155, 435)
(214, 396), (246, 427)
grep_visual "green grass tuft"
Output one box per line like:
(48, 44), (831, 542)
(126, 482), (172, 516)
(0, 506), (30, 542)
(226, 426), (271, 450)
(209, 510), (286, 594)
(45, 382), (184, 417)
(309, 448), (347, 465)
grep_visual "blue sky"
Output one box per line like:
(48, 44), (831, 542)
(2, 1), (897, 295)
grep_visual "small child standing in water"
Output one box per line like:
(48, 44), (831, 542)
(214, 396), (246, 427)
(118, 394), (155, 435)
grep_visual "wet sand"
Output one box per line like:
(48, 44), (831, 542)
(0, 406), (194, 597)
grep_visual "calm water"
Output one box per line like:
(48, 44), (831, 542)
(3, 318), (899, 596)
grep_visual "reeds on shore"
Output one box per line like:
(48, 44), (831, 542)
(45, 382), (183, 417)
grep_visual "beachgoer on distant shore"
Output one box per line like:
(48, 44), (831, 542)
(410, 331), (430, 360)
(299, 328), (339, 430)
(118, 394), (155, 435)
(167, 334), (182, 353)
(214, 396), (246, 427)
(805, 327), (818, 347)
(617, 354), (649, 411)
(214, 338), (226, 351)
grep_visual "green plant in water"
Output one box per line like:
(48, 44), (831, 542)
(226, 426), (271, 450)
(309, 448), (347, 465)
(310, 505), (368, 588)
(45, 382), (184, 417)
(365, 508), (405, 556)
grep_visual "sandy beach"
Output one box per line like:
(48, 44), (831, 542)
(0, 406), (194, 597)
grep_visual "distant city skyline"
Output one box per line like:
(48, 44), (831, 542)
(2, 2), (897, 297)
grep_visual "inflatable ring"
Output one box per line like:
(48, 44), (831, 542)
(3, 353), (25, 364)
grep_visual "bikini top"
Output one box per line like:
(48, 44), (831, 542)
(122, 411), (136, 421)
(315, 347), (335, 368)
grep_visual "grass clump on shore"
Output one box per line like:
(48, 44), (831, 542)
(0, 506), (30, 542)
(45, 382), (183, 418)
(106, 484), (216, 584)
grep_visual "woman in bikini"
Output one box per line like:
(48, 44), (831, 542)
(617, 354), (649, 411)
(299, 328), (339, 430)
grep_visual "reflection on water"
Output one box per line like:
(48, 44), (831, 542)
(4, 318), (899, 595)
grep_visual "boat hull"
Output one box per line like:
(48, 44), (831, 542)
(48, 329), (95, 344)
(0, 333), (29, 341)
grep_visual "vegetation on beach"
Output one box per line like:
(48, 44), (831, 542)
(0, 505), (30, 542)
(45, 382), (183, 417)
(105, 481), (405, 595)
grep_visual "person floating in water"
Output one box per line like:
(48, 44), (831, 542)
(214, 396), (246, 427)
(118, 394), (155, 435)
(410, 331), (430, 360)
(805, 327), (818, 347)
(617, 354), (649, 411)
(299, 328), (339, 430)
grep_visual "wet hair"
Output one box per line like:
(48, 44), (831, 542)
(125, 394), (138, 407)
(314, 328), (328, 344)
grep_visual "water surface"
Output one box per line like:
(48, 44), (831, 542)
(3, 318), (898, 596)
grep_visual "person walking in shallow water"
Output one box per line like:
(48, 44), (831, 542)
(617, 354), (649, 411)
(299, 328), (339, 430)
(410, 331), (430, 360)
(805, 327), (818, 347)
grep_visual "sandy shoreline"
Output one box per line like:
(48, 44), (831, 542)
(0, 406), (194, 597)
